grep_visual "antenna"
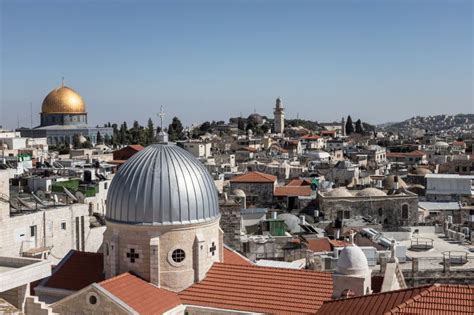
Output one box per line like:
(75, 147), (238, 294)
(30, 102), (33, 129)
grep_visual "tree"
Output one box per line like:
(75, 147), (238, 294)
(345, 115), (354, 135)
(246, 120), (256, 132)
(146, 118), (155, 145)
(199, 121), (211, 133)
(168, 117), (184, 141)
(130, 120), (142, 144)
(237, 117), (245, 131)
(96, 131), (103, 144)
(119, 122), (128, 144)
(355, 119), (364, 134)
(72, 134), (81, 148)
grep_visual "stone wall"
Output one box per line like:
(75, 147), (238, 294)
(320, 194), (419, 230)
(0, 203), (92, 263)
(219, 204), (242, 251)
(230, 182), (274, 207)
(52, 286), (130, 315)
(103, 217), (222, 292)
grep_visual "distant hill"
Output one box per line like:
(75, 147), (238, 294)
(379, 114), (474, 135)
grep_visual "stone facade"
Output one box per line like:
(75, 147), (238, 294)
(103, 217), (223, 292)
(319, 192), (419, 230)
(230, 182), (275, 207)
(52, 285), (132, 315)
(219, 203), (242, 251)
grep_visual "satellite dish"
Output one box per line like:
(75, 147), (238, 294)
(75, 191), (85, 203)
(36, 190), (46, 199)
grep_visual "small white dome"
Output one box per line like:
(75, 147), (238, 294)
(313, 151), (330, 159)
(336, 245), (369, 276)
(325, 187), (353, 198)
(232, 189), (246, 198)
(435, 141), (449, 148)
(356, 188), (387, 197)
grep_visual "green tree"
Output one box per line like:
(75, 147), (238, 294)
(345, 115), (354, 135)
(168, 117), (184, 141)
(355, 119), (364, 134)
(237, 117), (245, 131)
(146, 118), (155, 145)
(199, 121), (211, 133)
(130, 121), (142, 144)
(96, 131), (103, 144)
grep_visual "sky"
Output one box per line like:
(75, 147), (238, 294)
(1, 0), (472, 129)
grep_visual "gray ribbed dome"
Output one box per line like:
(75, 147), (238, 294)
(106, 143), (219, 225)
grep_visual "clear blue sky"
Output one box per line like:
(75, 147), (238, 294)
(1, 0), (472, 129)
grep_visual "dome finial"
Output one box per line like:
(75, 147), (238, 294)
(61, 76), (65, 87)
(156, 105), (168, 143)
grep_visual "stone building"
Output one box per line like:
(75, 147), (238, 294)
(103, 140), (223, 292)
(229, 171), (277, 206)
(0, 170), (103, 262)
(319, 187), (419, 230)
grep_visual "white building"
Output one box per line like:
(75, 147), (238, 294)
(425, 174), (474, 202)
(182, 141), (212, 158)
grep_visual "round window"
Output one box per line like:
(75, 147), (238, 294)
(89, 295), (97, 305)
(171, 249), (185, 263)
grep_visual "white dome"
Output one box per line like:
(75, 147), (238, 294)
(106, 143), (220, 225)
(356, 188), (387, 197)
(336, 245), (369, 276)
(325, 187), (353, 198)
(232, 189), (246, 198)
(313, 151), (330, 159)
(435, 141), (449, 148)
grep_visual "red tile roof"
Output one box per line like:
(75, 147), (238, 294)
(317, 284), (474, 315)
(329, 239), (351, 248)
(230, 171), (277, 183)
(306, 238), (332, 252)
(223, 247), (253, 266)
(179, 263), (333, 314)
(386, 150), (426, 158)
(287, 178), (312, 186)
(301, 134), (321, 140)
(42, 250), (104, 291)
(239, 146), (257, 153)
(321, 130), (336, 135)
(274, 186), (312, 197)
(100, 273), (181, 315)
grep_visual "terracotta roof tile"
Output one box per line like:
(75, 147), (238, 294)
(386, 150), (426, 158)
(179, 263), (333, 314)
(305, 239), (332, 252)
(223, 247), (253, 266)
(317, 284), (474, 315)
(287, 179), (312, 186)
(230, 171), (277, 183)
(42, 250), (104, 291)
(100, 273), (181, 314)
(301, 135), (321, 140)
(274, 186), (312, 197)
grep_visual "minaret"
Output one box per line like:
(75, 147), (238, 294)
(341, 117), (346, 136)
(273, 97), (285, 135)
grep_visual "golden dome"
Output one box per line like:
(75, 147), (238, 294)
(41, 86), (86, 114)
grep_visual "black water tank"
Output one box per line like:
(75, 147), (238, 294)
(84, 170), (92, 182)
